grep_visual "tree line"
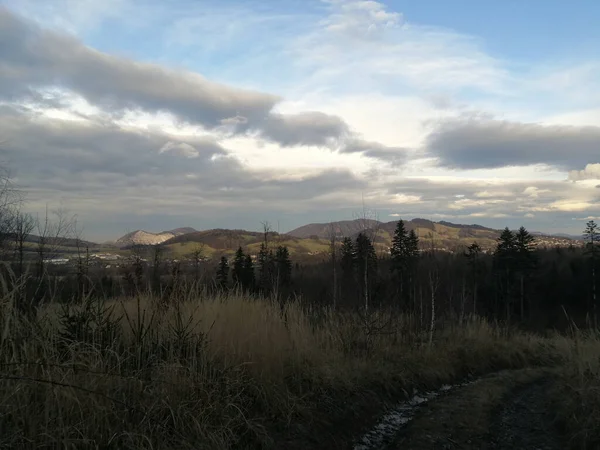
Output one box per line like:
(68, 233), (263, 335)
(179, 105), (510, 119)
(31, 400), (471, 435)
(2, 160), (599, 330)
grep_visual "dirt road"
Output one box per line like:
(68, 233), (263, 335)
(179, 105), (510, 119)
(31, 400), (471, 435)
(354, 368), (565, 450)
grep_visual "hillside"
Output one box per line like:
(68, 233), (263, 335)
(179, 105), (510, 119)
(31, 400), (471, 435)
(115, 227), (197, 247)
(288, 218), (581, 253)
(110, 219), (583, 260)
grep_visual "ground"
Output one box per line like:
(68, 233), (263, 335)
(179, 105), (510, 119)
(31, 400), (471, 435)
(354, 368), (565, 450)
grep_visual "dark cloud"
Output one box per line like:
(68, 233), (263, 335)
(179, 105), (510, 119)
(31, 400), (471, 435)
(258, 112), (350, 147)
(342, 139), (408, 166)
(426, 118), (600, 169)
(0, 108), (367, 216)
(0, 7), (402, 159)
(0, 109), (228, 179)
(0, 8), (279, 126)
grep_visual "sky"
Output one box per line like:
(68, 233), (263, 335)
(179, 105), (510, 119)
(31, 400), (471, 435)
(0, 0), (599, 242)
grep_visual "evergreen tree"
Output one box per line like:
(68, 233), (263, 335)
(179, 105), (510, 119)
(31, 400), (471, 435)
(390, 220), (409, 274)
(242, 254), (255, 292)
(465, 242), (483, 315)
(584, 220), (600, 256)
(514, 226), (536, 320)
(340, 237), (357, 305)
(257, 243), (275, 293)
(232, 246), (245, 287)
(275, 245), (292, 288)
(494, 227), (518, 322)
(583, 220), (599, 322)
(355, 232), (378, 310)
(216, 256), (229, 289)
(407, 229), (420, 261)
(390, 221), (419, 306)
(340, 237), (356, 279)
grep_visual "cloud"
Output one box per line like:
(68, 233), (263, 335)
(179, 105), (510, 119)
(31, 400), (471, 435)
(0, 106), (369, 222)
(322, 0), (402, 38)
(573, 216), (600, 221)
(258, 111), (350, 147)
(292, 1), (508, 97)
(426, 118), (600, 170)
(569, 163), (600, 181)
(0, 7), (280, 127)
(341, 139), (408, 166)
(158, 142), (200, 158)
(0, 7), (408, 164)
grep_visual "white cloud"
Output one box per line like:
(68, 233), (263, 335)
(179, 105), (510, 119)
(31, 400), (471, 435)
(568, 163), (600, 181)
(159, 142), (200, 158)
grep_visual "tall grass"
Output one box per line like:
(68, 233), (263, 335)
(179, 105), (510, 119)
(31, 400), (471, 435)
(0, 278), (575, 449)
(554, 326), (600, 450)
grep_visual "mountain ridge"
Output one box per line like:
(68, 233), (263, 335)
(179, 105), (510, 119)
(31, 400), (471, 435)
(109, 219), (584, 255)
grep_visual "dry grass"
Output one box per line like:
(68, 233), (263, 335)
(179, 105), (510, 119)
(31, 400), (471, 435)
(0, 281), (581, 449)
(553, 327), (600, 449)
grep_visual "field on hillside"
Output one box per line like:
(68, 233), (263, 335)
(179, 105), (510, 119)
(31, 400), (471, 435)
(2, 284), (599, 449)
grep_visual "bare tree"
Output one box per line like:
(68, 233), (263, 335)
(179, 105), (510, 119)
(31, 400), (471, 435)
(13, 211), (35, 277)
(73, 219), (91, 302)
(0, 165), (23, 254)
(151, 244), (163, 294)
(261, 221), (272, 250)
(428, 268), (439, 347)
(353, 195), (380, 313)
(35, 205), (76, 277)
(326, 221), (339, 310)
(186, 242), (205, 283)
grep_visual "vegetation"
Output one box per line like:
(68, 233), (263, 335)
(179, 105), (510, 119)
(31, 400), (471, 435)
(0, 284), (578, 449)
(2, 167), (600, 448)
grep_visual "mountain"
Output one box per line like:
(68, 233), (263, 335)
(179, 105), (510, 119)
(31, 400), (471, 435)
(115, 227), (197, 247)
(113, 219), (583, 258)
(163, 227), (197, 235)
(288, 218), (583, 252)
(24, 235), (99, 248)
(286, 219), (381, 239)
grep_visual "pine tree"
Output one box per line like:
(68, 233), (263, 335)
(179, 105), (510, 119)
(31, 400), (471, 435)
(494, 227), (518, 322)
(390, 221), (419, 306)
(356, 232), (377, 311)
(583, 220), (599, 323)
(216, 256), (229, 289)
(390, 220), (409, 273)
(243, 254), (255, 292)
(232, 246), (245, 287)
(339, 237), (356, 305)
(340, 237), (356, 279)
(515, 226), (536, 321)
(407, 229), (420, 261)
(257, 243), (275, 293)
(275, 246), (292, 288)
(406, 229), (420, 308)
(465, 242), (483, 315)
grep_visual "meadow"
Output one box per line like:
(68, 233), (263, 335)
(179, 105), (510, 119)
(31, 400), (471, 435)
(2, 276), (598, 449)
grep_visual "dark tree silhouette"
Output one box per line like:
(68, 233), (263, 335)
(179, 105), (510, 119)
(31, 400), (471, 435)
(232, 246), (245, 287)
(515, 226), (536, 320)
(494, 227), (518, 322)
(583, 220), (599, 324)
(355, 232), (377, 311)
(216, 256), (229, 290)
(243, 254), (256, 292)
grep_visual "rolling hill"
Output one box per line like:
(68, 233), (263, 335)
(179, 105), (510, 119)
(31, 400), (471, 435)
(287, 219), (581, 253)
(115, 228), (198, 247)
(110, 219), (583, 260)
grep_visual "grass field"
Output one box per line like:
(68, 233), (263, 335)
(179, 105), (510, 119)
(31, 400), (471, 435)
(1, 282), (598, 449)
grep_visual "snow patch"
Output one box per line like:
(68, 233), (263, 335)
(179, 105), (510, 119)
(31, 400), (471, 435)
(353, 379), (476, 450)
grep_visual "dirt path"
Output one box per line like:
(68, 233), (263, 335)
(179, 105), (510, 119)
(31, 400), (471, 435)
(354, 368), (564, 450)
